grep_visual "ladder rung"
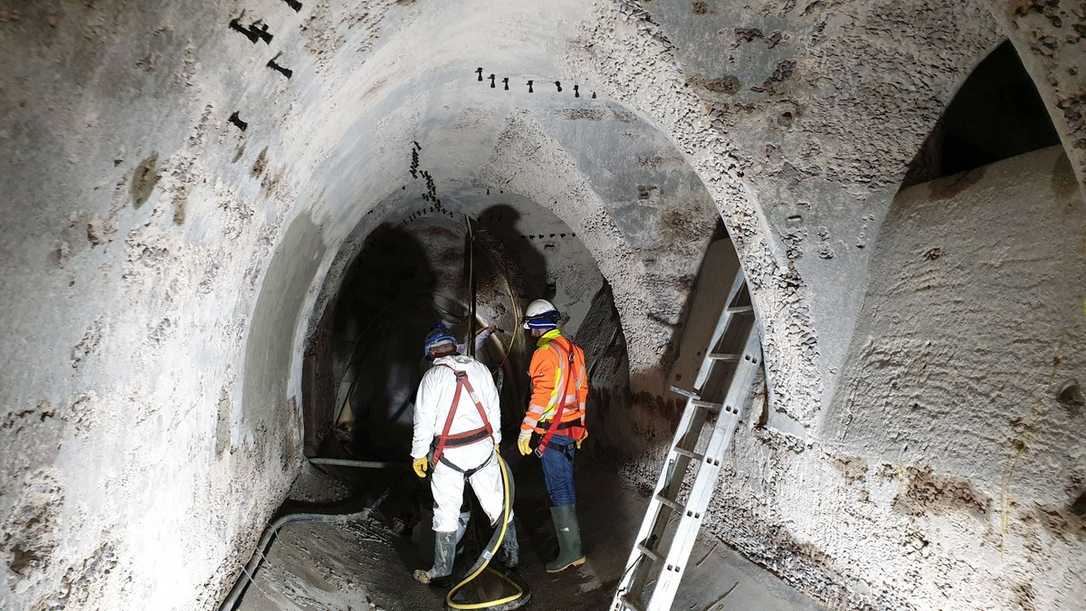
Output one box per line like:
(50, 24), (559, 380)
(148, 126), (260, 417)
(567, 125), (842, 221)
(690, 400), (722, 412)
(656, 492), (683, 511)
(637, 542), (662, 562)
(672, 447), (704, 461)
(669, 385), (697, 398)
(611, 303), (762, 611)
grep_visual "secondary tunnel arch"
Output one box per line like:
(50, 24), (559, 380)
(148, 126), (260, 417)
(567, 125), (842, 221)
(266, 84), (733, 607)
(301, 188), (625, 461)
(276, 31), (729, 463)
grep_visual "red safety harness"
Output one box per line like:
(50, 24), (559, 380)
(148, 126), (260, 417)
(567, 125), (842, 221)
(429, 365), (495, 471)
(534, 338), (585, 457)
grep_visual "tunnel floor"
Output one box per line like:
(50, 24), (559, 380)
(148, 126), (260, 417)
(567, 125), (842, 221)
(236, 457), (820, 611)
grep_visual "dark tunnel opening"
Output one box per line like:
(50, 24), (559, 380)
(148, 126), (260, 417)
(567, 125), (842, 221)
(902, 39), (1061, 187)
(271, 194), (647, 610)
(235, 181), (790, 611)
(318, 200), (627, 462)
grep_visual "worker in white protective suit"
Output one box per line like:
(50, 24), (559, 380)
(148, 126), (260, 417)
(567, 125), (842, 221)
(411, 324), (518, 584)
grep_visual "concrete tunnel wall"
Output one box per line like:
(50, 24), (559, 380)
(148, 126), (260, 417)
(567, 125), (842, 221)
(1, 0), (1085, 609)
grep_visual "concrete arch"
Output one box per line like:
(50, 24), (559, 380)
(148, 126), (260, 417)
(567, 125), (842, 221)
(1, 1), (1084, 609)
(289, 101), (720, 454)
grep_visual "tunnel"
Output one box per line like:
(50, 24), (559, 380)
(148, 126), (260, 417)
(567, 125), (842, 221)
(1, 1), (1085, 610)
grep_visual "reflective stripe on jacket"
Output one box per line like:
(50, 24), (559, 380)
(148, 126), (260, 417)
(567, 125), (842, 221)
(521, 329), (588, 436)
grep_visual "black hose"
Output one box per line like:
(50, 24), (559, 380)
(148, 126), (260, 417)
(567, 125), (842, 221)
(308, 457), (401, 469)
(218, 475), (390, 611)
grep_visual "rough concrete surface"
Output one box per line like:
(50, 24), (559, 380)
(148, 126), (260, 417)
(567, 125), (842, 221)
(238, 462), (820, 611)
(0, 0), (1084, 609)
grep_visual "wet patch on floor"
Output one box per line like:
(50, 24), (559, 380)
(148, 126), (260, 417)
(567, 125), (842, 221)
(238, 516), (429, 611)
(238, 461), (820, 610)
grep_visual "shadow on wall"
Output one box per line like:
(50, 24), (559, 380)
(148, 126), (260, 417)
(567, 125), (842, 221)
(476, 203), (551, 302)
(574, 282), (634, 461)
(475, 203), (550, 434)
(331, 224), (440, 460)
(634, 220), (731, 401)
(597, 224), (735, 460)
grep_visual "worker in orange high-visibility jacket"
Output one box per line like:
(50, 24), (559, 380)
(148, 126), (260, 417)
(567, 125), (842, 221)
(516, 299), (588, 573)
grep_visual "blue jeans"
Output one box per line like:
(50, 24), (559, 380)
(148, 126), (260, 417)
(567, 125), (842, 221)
(541, 435), (576, 506)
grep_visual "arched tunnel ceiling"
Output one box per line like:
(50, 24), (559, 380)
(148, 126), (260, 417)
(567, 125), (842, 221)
(1, 1), (1085, 609)
(4, 0), (1083, 428)
(281, 1), (728, 410)
(283, 0), (1010, 425)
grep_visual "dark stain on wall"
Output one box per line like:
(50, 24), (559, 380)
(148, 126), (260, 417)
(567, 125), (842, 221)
(689, 75), (742, 95)
(1023, 502), (1086, 544)
(892, 466), (990, 518)
(130, 153), (161, 208)
(560, 108), (607, 121)
(252, 147), (269, 177)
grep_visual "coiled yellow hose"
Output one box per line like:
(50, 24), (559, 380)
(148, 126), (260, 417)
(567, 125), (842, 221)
(446, 451), (528, 610)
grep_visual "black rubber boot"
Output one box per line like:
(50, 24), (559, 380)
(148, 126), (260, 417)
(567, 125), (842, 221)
(497, 519), (520, 570)
(414, 530), (456, 584)
(545, 504), (585, 573)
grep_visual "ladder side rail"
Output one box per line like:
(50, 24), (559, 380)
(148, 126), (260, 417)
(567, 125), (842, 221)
(690, 270), (748, 391)
(610, 396), (701, 610)
(646, 336), (764, 611)
(619, 405), (704, 604)
(610, 269), (751, 611)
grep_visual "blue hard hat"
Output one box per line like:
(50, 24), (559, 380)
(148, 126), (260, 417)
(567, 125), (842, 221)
(423, 323), (457, 357)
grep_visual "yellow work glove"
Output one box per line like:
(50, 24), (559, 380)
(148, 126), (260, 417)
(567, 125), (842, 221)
(412, 456), (429, 478)
(576, 430), (588, 450)
(517, 435), (532, 456)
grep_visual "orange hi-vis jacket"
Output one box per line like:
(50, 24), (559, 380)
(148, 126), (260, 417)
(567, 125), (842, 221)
(521, 329), (588, 440)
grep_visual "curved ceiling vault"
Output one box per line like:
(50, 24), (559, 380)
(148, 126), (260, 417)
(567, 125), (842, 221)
(1, 0), (1084, 609)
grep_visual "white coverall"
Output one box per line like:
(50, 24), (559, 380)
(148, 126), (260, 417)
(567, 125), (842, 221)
(412, 354), (511, 533)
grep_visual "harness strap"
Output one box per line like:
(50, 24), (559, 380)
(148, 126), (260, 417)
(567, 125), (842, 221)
(442, 427), (492, 446)
(534, 338), (579, 457)
(430, 365), (495, 467)
(457, 372), (495, 438)
(539, 419), (579, 432)
(437, 451), (495, 478)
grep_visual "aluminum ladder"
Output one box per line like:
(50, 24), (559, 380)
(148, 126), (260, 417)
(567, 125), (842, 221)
(610, 269), (762, 611)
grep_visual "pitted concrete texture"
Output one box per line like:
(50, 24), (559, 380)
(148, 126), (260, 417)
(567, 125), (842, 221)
(689, 147), (1085, 610)
(238, 463), (821, 611)
(0, 0), (1084, 609)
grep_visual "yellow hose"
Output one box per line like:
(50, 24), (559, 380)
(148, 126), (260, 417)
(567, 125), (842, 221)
(445, 451), (527, 610)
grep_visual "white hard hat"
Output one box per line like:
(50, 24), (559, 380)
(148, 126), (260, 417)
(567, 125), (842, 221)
(523, 299), (560, 330)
